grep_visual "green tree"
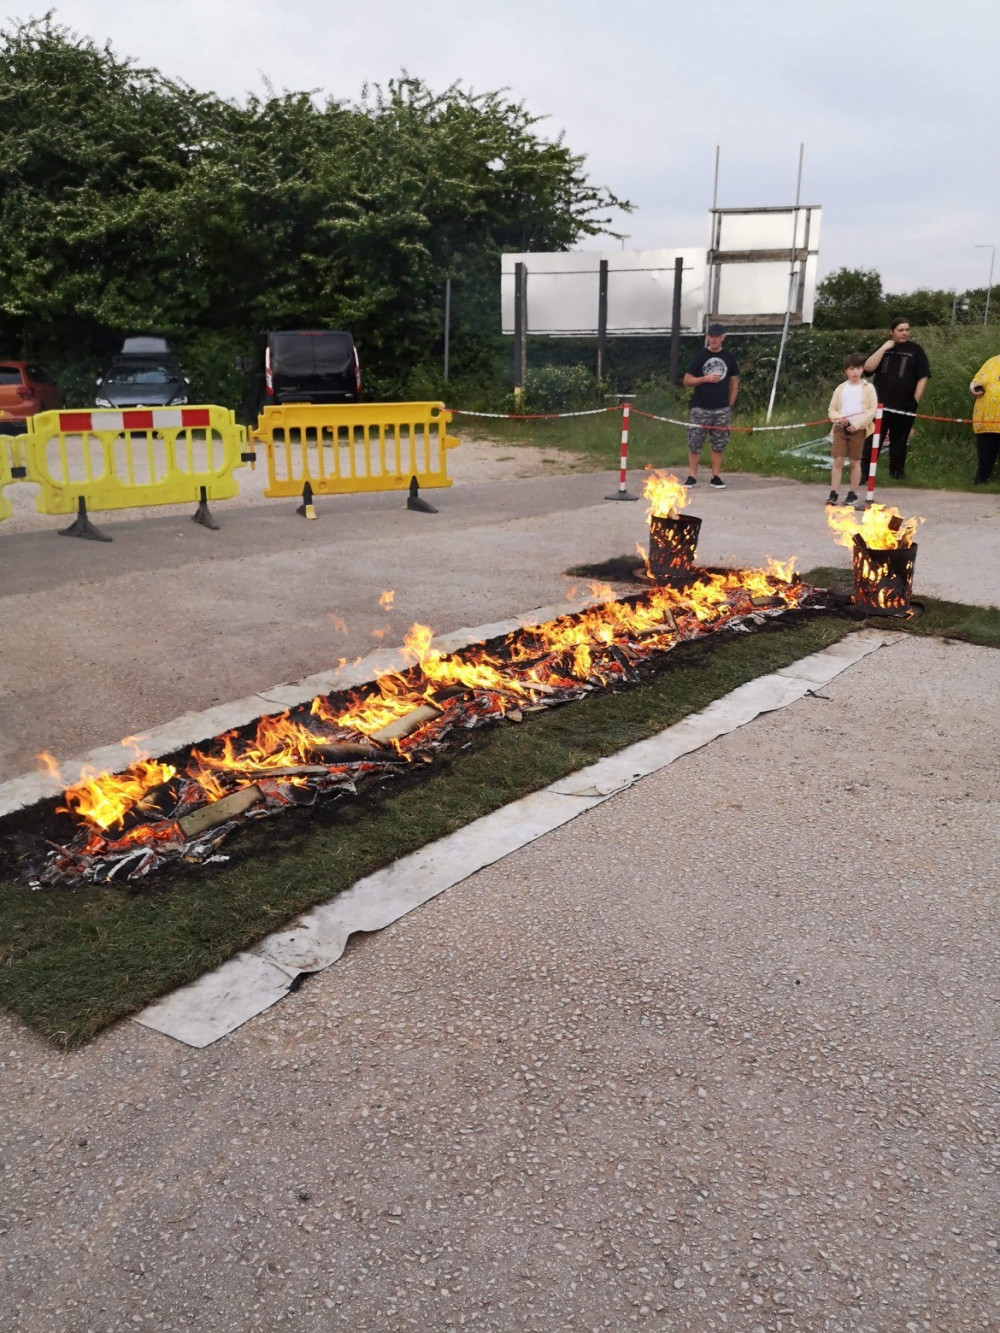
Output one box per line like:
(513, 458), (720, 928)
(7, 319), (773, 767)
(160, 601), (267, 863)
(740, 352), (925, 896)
(813, 267), (886, 329)
(0, 15), (630, 404)
(882, 288), (954, 326)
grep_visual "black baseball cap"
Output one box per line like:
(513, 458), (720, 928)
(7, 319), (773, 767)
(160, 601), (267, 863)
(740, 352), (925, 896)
(707, 322), (726, 336)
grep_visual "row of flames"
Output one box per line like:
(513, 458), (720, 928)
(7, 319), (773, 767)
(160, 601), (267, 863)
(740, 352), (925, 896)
(39, 566), (804, 842)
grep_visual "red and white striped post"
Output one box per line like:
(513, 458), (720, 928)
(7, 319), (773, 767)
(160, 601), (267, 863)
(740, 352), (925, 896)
(864, 403), (884, 507)
(605, 401), (639, 501)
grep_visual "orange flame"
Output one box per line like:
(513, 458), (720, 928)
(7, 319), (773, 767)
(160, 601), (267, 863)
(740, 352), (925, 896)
(643, 469), (691, 522)
(827, 502), (922, 550)
(59, 757), (178, 831)
(37, 750), (62, 780)
(379, 589), (395, 610)
(764, 556), (797, 584)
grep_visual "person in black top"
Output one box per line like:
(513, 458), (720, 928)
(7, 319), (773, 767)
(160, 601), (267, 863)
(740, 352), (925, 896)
(682, 323), (740, 489)
(862, 317), (931, 480)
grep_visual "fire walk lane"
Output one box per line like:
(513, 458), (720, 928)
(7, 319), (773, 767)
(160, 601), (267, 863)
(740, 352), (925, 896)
(1, 456), (998, 783)
(1, 635), (998, 1331)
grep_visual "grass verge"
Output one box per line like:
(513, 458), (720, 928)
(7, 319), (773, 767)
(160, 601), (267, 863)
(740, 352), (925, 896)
(1, 615), (850, 1048)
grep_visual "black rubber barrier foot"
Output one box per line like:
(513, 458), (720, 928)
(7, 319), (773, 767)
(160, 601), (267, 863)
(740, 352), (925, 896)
(406, 476), (437, 513)
(296, 481), (317, 520)
(192, 486), (220, 530)
(605, 490), (639, 501)
(59, 497), (112, 542)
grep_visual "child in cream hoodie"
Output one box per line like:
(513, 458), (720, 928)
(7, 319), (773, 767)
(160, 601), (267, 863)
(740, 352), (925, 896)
(827, 353), (878, 507)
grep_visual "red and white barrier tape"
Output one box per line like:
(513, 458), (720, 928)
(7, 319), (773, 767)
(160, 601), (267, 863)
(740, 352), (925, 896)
(449, 406), (618, 420)
(449, 402), (1000, 430)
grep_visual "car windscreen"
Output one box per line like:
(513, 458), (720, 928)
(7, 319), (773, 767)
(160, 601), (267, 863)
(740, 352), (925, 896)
(106, 366), (176, 385)
(0, 368), (24, 385)
(270, 334), (352, 375)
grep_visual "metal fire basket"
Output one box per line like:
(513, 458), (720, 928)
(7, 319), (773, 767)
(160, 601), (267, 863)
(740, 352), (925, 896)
(851, 540), (918, 616)
(648, 514), (703, 580)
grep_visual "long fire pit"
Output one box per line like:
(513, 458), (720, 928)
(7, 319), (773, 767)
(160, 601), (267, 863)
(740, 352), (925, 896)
(7, 568), (829, 890)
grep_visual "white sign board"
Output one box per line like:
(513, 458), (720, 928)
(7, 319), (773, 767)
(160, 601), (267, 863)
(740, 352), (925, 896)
(709, 206), (822, 325)
(501, 249), (707, 336)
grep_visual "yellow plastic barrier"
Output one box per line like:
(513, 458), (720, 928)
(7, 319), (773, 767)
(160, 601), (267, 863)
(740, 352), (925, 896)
(252, 401), (459, 499)
(19, 406), (250, 516)
(0, 434), (22, 521)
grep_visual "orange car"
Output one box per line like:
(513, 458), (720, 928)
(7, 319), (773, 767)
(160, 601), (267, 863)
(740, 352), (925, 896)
(0, 360), (65, 432)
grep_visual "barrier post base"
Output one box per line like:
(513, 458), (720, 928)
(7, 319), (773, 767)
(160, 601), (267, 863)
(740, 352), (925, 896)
(406, 476), (437, 513)
(296, 482), (317, 520)
(605, 490), (639, 501)
(192, 486), (220, 530)
(59, 497), (112, 543)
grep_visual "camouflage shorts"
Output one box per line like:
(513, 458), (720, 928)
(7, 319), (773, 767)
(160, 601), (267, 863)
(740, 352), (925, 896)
(687, 406), (732, 453)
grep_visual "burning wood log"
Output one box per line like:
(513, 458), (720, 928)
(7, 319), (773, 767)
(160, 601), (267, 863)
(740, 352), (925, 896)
(178, 785), (262, 838)
(118, 776), (184, 831)
(306, 742), (406, 764)
(238, 764), (341, 779)
(428, 684), (468, 703)
(369, 702), (443, 745)
(635, 609), (679, 636)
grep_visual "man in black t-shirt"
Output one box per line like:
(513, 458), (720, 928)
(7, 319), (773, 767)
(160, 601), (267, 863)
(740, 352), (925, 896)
(862, 316), (931, 480)
(683, 323), (740, 489)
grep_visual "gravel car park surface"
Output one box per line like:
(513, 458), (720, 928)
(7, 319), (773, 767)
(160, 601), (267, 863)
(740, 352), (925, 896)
(1, 635), (998, 1330)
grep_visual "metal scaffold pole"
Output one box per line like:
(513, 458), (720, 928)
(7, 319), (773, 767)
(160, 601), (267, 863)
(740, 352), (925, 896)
(766, 143), (804, 424)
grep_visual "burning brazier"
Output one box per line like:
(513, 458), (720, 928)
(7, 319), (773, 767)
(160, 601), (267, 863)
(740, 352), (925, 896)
(642, 470), (702, 581)
(851, 537), (918, 616)
(828, 502), (922, 618)
(648, 513), (703, 578)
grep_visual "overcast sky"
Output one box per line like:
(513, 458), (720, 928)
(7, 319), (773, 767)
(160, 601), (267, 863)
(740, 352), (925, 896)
(7, 0), (997, 294)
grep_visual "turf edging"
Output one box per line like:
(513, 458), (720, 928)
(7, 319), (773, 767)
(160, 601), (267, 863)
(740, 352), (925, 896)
(0, 616), (852, 1047)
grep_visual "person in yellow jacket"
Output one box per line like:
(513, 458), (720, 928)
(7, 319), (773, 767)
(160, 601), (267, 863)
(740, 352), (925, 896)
(970, 354), (1000, 484)
(826, 353), (878, 506)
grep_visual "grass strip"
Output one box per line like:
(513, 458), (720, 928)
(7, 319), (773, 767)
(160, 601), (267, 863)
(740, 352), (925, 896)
(0, 616), (850, 1048)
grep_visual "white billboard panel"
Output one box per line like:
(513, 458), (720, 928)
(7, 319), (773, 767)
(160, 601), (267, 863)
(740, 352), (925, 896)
(708, 206), (821, 325)
(501, 249), (706, 335)
(715, 207), (822, 253)
(715, 253), (820, 324)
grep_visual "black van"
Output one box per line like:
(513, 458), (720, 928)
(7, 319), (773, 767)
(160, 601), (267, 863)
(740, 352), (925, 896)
(264, 330), (361, 406)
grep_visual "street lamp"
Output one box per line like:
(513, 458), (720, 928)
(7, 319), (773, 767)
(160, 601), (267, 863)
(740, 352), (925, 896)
(974, 244), (995, 326)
